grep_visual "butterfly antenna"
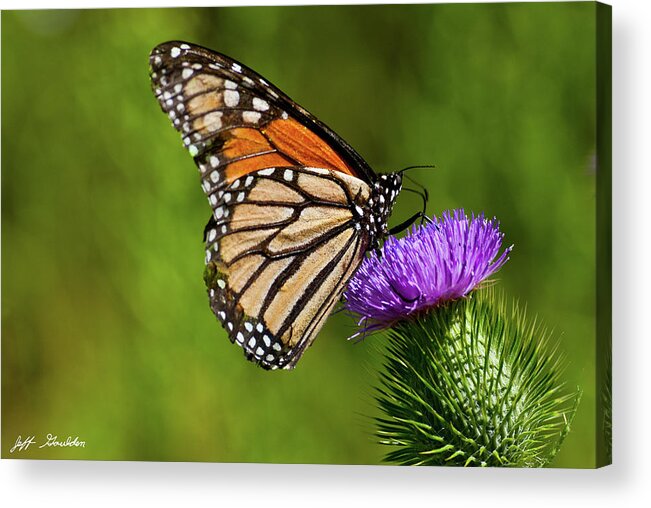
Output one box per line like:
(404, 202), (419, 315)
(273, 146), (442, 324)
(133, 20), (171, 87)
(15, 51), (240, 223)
(398, 164), (436, 174)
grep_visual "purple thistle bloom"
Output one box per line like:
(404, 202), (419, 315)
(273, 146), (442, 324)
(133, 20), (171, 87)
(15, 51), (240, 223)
(345, 209), (513, 333)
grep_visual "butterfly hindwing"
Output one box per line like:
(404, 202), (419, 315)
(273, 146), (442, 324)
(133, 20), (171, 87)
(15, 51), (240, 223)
(203, 166), (370, 369)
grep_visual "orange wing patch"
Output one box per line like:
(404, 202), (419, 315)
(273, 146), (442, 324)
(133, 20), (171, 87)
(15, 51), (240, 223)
(224, 153), (293, 182)
(220, 127), (289, 182)
(219, 120), (358, 184)
(263, 118), (356, 176)
(220, 119), (358, 184)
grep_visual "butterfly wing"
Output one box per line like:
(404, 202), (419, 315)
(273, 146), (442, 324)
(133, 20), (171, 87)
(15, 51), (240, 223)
(203, 166), (370, 369)
(149, 41), (375, 187)
(149, 41), (379, 369)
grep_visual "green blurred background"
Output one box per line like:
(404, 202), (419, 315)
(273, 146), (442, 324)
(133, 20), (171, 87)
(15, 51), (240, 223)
(2, 3), (598, 466)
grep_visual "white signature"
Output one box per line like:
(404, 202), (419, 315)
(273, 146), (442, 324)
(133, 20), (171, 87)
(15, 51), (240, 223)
(10, 434), (86, 453)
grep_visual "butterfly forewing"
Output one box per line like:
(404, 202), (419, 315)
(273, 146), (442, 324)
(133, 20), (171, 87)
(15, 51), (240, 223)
(150, 41), (365, 186)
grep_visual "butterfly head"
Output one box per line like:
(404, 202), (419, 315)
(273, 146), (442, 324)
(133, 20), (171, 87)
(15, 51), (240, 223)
(366, 173), (402, 250)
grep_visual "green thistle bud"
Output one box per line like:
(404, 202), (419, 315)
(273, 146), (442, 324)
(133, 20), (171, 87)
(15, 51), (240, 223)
(374, 289), (580, 467)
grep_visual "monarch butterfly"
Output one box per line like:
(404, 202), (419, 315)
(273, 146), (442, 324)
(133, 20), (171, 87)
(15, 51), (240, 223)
(149, 41), (418, 370)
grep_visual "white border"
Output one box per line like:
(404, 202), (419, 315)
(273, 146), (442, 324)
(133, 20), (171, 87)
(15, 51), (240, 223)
(2, 0), (650, 506)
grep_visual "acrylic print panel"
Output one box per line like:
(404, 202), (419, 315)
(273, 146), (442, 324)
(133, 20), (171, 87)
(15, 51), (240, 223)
(1, 2), (611, 467)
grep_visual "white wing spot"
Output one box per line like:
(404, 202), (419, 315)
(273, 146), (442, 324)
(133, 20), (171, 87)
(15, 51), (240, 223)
(224, 194), (232, 203)
(255, 347), (264, 356)
(210, 171), (220, 183)
(236, 332), (244, 344)
(215, 207), (224, 219)
(259, 168), (275, 176)
(224, 89), (240, 107)
(281, 111), (289, 120)
(210, 155), (220, 167)
(188, 145), (199, 157)
(244, 322), (253, 332)
(272, 342), (281, 352)
(256, 323), (264, 332)
(209, 194), (218, 205)
(224, 80), (238, 90)
(204, 111), (223, 131)
(174, 84), (183, 93)
(231, 180), (240, 189)
(283, 169), (293, 182)
(265, 354), (275, 362)
(232, 63), (242, 73)
(252, 97), (270, 111)
(248, 337), (256, 348)
(170, 47), (181, 58)
(217, 279), (226, 289)
(242, 111), (261, 124)
(208, 229), (217, 241)
(182, 68), (193, 79)
(244, 176), (254, 187)
(263, 335), (271, 347)
(180, 43), (190, 50)
(236, 192), (245, 202)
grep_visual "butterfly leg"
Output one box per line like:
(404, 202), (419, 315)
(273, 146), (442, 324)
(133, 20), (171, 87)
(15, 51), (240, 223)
(388, 212), (427, 236)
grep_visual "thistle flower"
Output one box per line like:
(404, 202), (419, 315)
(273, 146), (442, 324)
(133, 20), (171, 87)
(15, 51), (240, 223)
(347, 208), (579, 467)
(345, 209), (512, 333)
